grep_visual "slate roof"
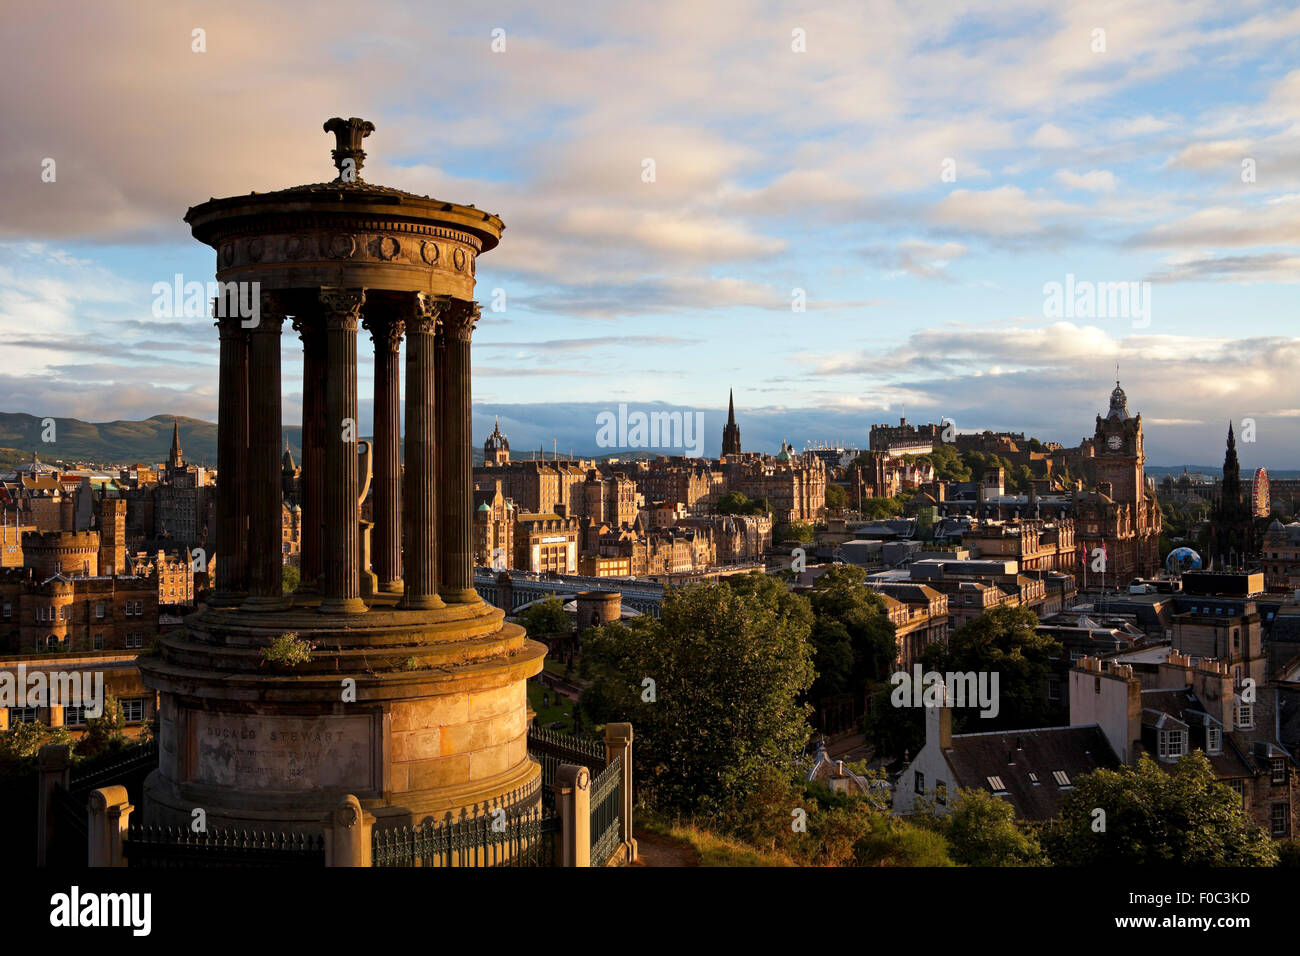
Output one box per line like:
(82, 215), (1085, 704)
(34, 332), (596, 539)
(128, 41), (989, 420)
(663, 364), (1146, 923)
(944, 725), (1120, 820)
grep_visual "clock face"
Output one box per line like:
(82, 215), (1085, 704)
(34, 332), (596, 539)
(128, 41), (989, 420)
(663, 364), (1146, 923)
(1107, 435), (1123, 451)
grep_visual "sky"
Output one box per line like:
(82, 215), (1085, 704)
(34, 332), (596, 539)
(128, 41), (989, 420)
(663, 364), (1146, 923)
(1, 0), (1299, 465)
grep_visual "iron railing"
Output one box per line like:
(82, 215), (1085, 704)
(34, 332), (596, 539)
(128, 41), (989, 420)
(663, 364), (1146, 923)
(527, 724), (606, 810)
(372, 807), (559, 867)
(123, 823), (325, 867)
(48, 782), (88, 866)
(589, 754), (623, 867)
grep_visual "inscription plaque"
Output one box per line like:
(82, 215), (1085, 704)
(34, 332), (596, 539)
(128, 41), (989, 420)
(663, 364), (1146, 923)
(190, 711), (374, 791)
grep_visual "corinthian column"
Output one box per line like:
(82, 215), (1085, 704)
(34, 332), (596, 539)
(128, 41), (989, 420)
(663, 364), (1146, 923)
(400, 293), (445, 610)
(242, 296), (289, 611)
(293, 312), (326, 596)
(213, 313), (249, 605)
(436, 298), (479, 603)
(363, 308), (404, 595)
(319, 287), (367, 615)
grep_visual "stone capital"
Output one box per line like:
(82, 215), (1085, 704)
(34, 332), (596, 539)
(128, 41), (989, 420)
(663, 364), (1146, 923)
(405, 292), (450, 336)
(214, 312), (248, 339)
(291, 313), (323, 342)
(440, 298), (480, 343)
(319, 287), (366, 333)
(362, 311), (405, 351)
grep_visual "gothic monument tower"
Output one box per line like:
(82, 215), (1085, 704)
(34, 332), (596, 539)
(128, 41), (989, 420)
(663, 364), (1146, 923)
(139, 118), (546, 832)
(721, 388), (742, 456)
(1210, 422), (1257, 568)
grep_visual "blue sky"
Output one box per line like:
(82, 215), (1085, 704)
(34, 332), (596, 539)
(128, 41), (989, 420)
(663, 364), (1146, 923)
(1, 0), (1299, 466)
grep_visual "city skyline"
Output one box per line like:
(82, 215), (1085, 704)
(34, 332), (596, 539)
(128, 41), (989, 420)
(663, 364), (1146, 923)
(2, 2), (1300, 464)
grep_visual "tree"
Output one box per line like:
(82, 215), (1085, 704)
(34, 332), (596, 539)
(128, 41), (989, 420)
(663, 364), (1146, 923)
(0, 723), (72, 774)
(281, 563), (300, 594)
(825, 483), (849, 511)
(1043, 752), (1278, 866)
(920, 606), (1063, 730)
(76, 694), (126, 759)
(860, 497), (904, 519)
(579, 573), (815, 819)
(776, 520), (814, 544)
(716, 491), (771, 516)
(927, 444), (971, 482)
(519, 595), (570, 636)
(863, 683), (924, 761)
(927, 788), (1044, 866)
(806, 565), (896, 700)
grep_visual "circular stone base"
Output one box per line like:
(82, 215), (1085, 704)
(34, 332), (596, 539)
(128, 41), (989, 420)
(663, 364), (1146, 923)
(138, 595), (546, 834)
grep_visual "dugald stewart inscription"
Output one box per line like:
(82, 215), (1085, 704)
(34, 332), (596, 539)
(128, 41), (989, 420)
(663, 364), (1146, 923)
(192, 712), (375, 791)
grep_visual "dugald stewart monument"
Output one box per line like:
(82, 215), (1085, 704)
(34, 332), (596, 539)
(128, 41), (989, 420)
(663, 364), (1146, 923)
(139, 118), (546, 831)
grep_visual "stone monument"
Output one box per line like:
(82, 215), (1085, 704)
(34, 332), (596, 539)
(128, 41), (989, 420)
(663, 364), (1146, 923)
(139, 118), (546, 831)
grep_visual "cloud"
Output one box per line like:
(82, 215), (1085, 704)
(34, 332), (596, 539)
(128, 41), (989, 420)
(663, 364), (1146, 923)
(1055, 169), (1118, 192)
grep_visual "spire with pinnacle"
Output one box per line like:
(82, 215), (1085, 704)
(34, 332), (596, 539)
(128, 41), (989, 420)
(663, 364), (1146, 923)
(169, 417), (183, 469)
(722, 387), (742, 456)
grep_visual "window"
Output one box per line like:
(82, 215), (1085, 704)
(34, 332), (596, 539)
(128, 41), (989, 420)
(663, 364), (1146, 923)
(1272, 803), (1290, 837)
(1028, 772), (1040, 785)
(936, 781), (947, 805)
(64, 705), (87, 726)
(1206, 727), (1222, 754)
(1158, 730), (1186, 759)
(986, 775), (1006, 792)
(9, 707), (38, 724)
(1053, 770), (1072, 786)
(1236, 703), (1255, 730)
(914, 771), (925, 794)
(95, 602), (105, 619)
(2, 601), (9, 619)
(120, 698), (145, 723)
(1233, 629), (1240, 650)
(1230, 779), (1246, 809)
(92, 634), (104, 650)
(1272, 759), (1287, 786)
(125, 634), (143, 649)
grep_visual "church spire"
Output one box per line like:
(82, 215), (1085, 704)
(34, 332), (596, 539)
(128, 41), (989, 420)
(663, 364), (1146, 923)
(169, 416), (183, 469)
(722, 388), (742, 456)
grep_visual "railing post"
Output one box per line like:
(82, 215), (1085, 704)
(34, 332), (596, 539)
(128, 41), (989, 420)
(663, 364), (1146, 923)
(555, 764), (590, 867)
(604, 721), (637, 864)
(322, 794), (374, 866)
(36, 744), (71, 866)
(87, 785), (132, 867)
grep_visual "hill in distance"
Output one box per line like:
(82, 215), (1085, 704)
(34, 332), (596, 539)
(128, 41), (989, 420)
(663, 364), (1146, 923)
(0, 412), (306, 469)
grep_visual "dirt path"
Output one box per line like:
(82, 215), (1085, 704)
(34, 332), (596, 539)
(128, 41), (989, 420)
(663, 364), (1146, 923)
(630, 827), (700, 867)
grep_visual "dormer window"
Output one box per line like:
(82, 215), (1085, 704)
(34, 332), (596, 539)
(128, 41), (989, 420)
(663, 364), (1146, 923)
(1206, 727), (1222, 754)
(1235, 702), (1254, 730)
(1052, 770), (1072, 787)
(1158, 729), (1187, 759)
(986, 775), (1006, 792)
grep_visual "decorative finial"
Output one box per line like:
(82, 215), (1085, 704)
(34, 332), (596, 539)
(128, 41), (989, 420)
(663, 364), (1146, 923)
(323, 117), (375, 182)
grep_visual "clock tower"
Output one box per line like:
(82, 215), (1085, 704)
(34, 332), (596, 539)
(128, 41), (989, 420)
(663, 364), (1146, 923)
(1093, 380), (1145, 508)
